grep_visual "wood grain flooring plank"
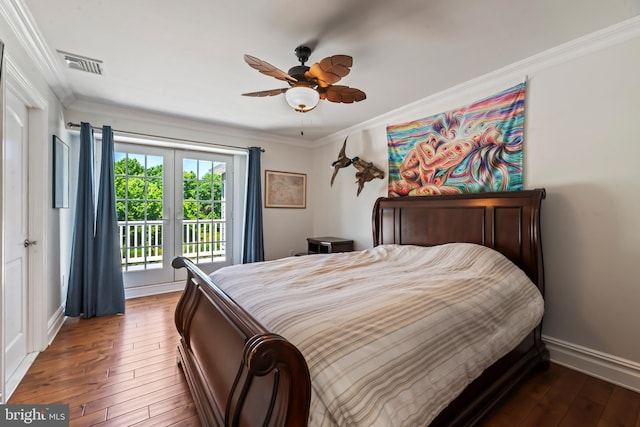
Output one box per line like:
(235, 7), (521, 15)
(104, 383), (190, 420)
(479, 380), (537, 425)
(64, 371), (186, 417)
(598, 386), (640, 427)
(101, 351), (178, 377)
(559, 395), (605, 427)
(133, 360), (183, 379)
(519, 401), (571, 427)
(103, 344), (177, 370)
(81, 374), (188, 417)
(133, 402), (198, 427)
(69, 408), (107, 427)
(148, 392), (194, 418)
(579, 375), (615, 406)
(167, 415), (201, 427)
(96, 407), (150, 427)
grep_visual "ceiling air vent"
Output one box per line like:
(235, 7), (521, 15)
(57, 50), (103, 75)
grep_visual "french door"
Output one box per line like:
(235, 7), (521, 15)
(115, 143), (233, 287)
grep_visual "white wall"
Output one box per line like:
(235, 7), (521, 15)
(527, 34), (640, 383)
(311, 18), (640, 390)
(310, 129), (388, 250)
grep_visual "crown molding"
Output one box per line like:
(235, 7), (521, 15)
(64, 99), (308, 148)
(0, 0), (75, 105)
(5, 55), (47, 109)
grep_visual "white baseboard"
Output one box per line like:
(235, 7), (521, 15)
(543, 335), (640, 393)
(47, 306), (65, 346)
(124, 281), (184, 299)
(4, 352), (38, 402)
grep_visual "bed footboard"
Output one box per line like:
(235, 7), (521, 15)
(172, 257), (311, 427)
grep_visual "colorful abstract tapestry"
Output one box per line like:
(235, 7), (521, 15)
(387, 82), (525, 197)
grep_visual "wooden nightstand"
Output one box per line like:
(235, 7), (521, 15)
(307, 237), (354, 254)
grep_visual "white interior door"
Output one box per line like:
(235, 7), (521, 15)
(3, 89), (30, 386)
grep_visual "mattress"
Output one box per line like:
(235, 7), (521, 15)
(209, 243), (544, 426)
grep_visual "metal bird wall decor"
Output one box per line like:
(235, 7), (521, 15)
(331, 137), (354, 185)
(352, 157), (385, 196)
(330, 137), (385, 196)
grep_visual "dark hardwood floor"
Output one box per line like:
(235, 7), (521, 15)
(9, 292), (640, 426)
(9, 292), (199, 426)
(480, 362), (640, 427)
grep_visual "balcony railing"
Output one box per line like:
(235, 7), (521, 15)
(119, 220), (226, 269)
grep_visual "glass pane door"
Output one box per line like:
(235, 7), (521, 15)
(114, 144), (233, 287)
(115, 144), (174, 287)
(176, 152), (232, 274)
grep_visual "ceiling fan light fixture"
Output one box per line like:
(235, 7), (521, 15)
(243, 47), (365, 114)
(285, 85), (320, 113)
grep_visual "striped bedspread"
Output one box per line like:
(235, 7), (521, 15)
(209, 243), (544, 426)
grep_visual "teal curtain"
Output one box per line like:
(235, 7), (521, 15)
(65, 123), (125, 318)
(242, 147), (264, 263)
(65, 123), (96, 317)
(94, 126), (125, 315)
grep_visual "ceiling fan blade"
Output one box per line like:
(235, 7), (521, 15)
(322, 85), (366, 103)
(242, 88), (288, 97)
(305, 55), (353, 87)
(244, 54), (297, 83)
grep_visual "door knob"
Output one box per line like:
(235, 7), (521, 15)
(24, 239), (37, 247)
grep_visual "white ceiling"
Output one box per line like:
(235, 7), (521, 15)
(16, 0), (640, 140)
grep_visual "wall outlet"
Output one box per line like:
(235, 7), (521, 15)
(289, 249), (295, 256)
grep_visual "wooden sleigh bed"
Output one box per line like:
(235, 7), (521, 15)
(172, 189), (549, 426)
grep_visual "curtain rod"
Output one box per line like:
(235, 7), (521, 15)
(66, 122), (265, 152)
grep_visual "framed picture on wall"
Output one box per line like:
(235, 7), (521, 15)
(264, 170), (306, 208)
(53, 135), (69, 208)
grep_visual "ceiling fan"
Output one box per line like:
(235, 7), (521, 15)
(242, 45), (366, 113)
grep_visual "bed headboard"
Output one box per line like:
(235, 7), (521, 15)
(373, 189), (546, 293)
